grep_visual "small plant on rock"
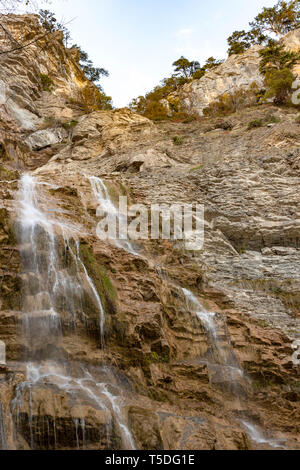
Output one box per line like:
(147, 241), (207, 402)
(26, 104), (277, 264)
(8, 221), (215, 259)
(173, 136), (184, 145)
(40, 74), (54, 92)
(248, 119), (264, 130)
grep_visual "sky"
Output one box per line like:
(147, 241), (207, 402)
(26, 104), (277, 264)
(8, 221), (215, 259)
(46, 0), (276, 107)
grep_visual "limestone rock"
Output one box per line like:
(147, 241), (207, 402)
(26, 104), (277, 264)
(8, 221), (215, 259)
(25, 128), (67, 150)
(176, 46), (264, 116)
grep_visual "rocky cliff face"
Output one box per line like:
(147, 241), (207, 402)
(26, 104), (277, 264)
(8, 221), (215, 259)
(174, 29), (300, 117)
(0, 14), (299, 451)
(176, 46), (264, 117)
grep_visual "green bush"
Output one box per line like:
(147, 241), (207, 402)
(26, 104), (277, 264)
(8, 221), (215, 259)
(203, 84), (259, 117)
(264, 68), (295, 105)
(40, 74), (54, 92)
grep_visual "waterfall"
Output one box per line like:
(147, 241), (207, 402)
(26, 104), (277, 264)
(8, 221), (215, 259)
(9, 174), (136, 450)
(182, 288), (245, 387)
(17, 174), (106, 355)
(88, 176), (138, 256)
(182, 287), (287, 448)
(0, 403), (7, 450)
(241, 420), (286, 449)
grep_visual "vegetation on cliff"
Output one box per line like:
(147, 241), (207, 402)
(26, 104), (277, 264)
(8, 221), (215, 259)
(130, 0), (300, 121)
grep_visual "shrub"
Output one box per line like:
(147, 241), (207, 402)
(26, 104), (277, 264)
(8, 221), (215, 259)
(40, 74), (54, 92)
(173, 136), (184, 145)
(80, 85), (113, 111)
(182, 115), (197, 124)
(62, 120), (79, 130)
(247, 113), (281, 130)
(295, 114), (300, 123)
(203, 83), (259, 117)
(248, 119), (264, 129)
(214, 119), (233, 130)
(264, 68), (295, 105)
(192, 69), (206, 80)
(265, 113), (281, 124)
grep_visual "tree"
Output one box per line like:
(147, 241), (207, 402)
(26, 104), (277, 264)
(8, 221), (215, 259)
(227, 29), (268, 56)
(264, 68), (295, 104)
(259, 39), (300, 104)
(227, 1), (300, 56)
(72, 44), (109, 87)
(202, 56), (224, 71)
(172, 56), (200, 78)
(250, 0), (300, 37)
(259, 39), (300, 73)
(39, 9), (72, 46)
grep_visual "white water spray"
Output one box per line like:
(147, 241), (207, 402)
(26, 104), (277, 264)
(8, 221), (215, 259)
(88, 176), (139, 256)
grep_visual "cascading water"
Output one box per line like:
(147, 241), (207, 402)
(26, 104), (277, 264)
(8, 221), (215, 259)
(88, 176), (139, 256)
(182, 288), (246, 390)
(240, 420), (287, 450)
(182, 287), (287, 449)
(6, 174), (136, 450)
(0, 403), (7, 450)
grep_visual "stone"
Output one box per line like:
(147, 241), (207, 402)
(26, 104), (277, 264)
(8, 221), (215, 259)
(0, 12), (299, 452)
(25, 128), (67, 150)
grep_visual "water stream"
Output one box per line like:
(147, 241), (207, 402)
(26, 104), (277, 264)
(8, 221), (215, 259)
(88, 176), (139, 256)
(7, 174), (135, 450)
(0, 403), (7, 450)
(182, 287), (287, 448)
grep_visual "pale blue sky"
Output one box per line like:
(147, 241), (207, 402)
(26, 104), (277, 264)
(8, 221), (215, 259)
(48, 0), (276, 107)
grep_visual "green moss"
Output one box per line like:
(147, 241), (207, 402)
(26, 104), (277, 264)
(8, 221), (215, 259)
(146, 351), (170, 364)
(79, 243), (117, 313)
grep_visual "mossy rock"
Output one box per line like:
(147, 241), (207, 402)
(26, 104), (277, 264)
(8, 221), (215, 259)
(79, 242), (117, 315)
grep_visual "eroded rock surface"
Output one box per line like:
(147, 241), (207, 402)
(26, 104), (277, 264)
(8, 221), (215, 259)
(0, 14), (299, 451)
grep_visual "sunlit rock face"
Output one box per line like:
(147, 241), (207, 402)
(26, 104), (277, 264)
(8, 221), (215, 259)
(176, 46), (264, 117)
(173, 29), (300, 117)
(0, 13), (299, 451)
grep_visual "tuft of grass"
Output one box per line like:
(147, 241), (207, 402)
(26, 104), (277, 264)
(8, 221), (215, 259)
(248, 119), (263, 130)
(189, 164), (204, 172)
(265, 113), (281, 124)
(248, 114), (281, 130)
(173, 136), (184, 145)
(62, 120), (78, 130)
